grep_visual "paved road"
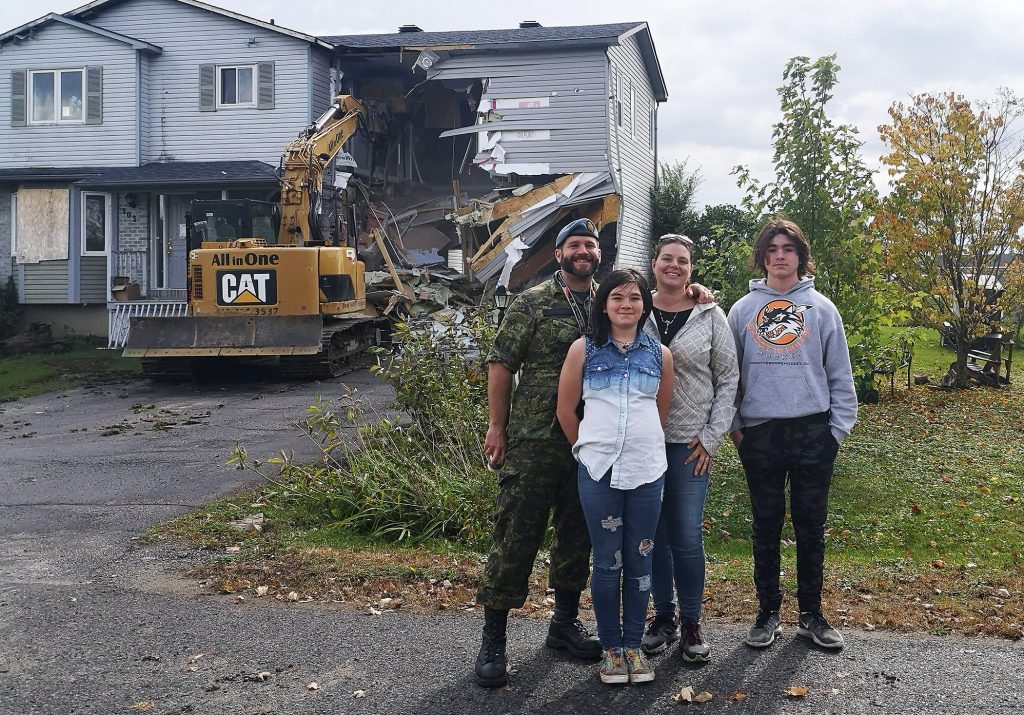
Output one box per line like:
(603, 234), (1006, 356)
(1, 372), (1022, 714)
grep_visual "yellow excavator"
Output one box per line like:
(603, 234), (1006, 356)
(124, 95), (395, 380)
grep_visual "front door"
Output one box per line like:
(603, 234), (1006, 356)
(163, 195), (192, 290)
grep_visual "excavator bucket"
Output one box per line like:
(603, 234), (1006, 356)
(122, 315), (325, 357)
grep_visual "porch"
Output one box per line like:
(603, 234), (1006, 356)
(105, 249), (187, 349)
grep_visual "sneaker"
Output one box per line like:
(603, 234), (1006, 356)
(679, 619), (711, 662)
(797, 611), (845, 649)
(744, 609), (782, 648)
(641, 613), (679, 655)
(598, 647), (629, 684)
(624, 647), (655, 683)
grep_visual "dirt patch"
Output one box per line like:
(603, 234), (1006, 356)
(171, 542), (1024, 639)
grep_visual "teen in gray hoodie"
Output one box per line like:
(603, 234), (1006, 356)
(727, 219), (857, 651)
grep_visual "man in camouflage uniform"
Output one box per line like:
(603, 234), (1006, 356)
(474, 217), (605, 688)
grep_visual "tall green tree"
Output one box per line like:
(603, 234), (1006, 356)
(650, 159), (701, 240)
(734, 54), (886, 375)
(877, 91), (1024, 387)
(686, 204), (760, 312)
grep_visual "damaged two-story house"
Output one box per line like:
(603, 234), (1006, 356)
(0, 0), (666, 341)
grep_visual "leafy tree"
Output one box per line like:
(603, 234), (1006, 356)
(651, 159), (701, 240)
(877, 91), (1024, 387)
(733, 54), (887, 376)
(686, 204), (760, 312)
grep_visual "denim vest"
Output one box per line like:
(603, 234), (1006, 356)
(573, 330), (668, 489)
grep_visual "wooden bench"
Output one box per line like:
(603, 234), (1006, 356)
(965, 335), (1014, 386)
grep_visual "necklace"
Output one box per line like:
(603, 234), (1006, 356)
(613, 338), (634, 350)
(654, 307), (680, 332)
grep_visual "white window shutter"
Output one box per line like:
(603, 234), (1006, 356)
(199, 64), (216, 111)
(11, 70), (26, 127)
(85, 66), (103, 125)
(257, 62), (275, 110)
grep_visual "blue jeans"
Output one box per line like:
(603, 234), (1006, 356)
(577, 464), (664, 649)
(650, 443), (710, 621)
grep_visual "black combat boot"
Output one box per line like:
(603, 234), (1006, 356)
(474, 608), (509, 688)
(545, 589), (602, 659)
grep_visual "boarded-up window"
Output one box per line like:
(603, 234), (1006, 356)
(15, 188), (70, 264)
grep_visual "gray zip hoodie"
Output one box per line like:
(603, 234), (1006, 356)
(727, 276), (857, 443)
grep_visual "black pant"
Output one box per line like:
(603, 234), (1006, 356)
(737, 413), (839, 613)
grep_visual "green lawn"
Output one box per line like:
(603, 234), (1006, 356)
(0, 341), (141, 401)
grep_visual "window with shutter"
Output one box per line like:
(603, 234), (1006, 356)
(85, 66), (102, 124)
(257, 62), (275, 110)
(216, 65), (256, 108)
(199, 64), (216, 111)
(11, 70), (26, 127)
(25, 69), (87, 125)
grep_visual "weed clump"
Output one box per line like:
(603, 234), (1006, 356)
(231, 309), (498, 548)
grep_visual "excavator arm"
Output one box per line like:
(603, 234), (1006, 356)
(277, 94), (365, 246)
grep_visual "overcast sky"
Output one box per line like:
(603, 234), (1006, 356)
(6, 0), (1024, 208)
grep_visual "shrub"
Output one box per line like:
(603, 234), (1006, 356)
(230, 308), (498, 548)
(0, 277), (22, 340)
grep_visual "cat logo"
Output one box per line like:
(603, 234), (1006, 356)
(217, 270), (278, 306)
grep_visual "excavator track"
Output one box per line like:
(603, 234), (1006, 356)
(277, 319), (387, 380)
(140, 357), (195, 382)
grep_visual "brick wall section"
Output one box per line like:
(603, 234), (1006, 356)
(117, 192), (150, 252)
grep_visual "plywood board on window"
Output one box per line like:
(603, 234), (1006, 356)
(15, 189), (70, 264)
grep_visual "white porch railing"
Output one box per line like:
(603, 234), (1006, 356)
(110, 250), (149, 298)
(107, 301), (189, 349)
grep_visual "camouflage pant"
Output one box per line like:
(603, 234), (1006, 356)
(737, 413), (839, 613)
(476, 438), (592, 611)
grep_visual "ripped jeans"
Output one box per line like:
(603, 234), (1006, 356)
(577, 464), (664, 649)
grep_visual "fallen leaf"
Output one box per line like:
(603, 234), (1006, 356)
(729, 690), (748, 701)
(353, 690), (367, 698)
(693, 691), (714, 703)
(979, 485), (992, 494)
(129, 703), (154, 711)
(673, 686), (695, 702)
(932, 559), (945, 569)
(287, 591), (299, 602)
(784, 686), (810, 697)
(189, 653), (205, 663)
(225, 546), (241, 553)
(255, 585), (269, 597)
(307, 682), (319, 690)
(910, 503), (921, 514)
(235, 595), (245, 604)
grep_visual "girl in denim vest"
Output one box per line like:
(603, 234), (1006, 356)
(556, 268), (674, 685)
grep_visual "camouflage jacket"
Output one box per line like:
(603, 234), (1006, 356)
(488, 275), (592, 442)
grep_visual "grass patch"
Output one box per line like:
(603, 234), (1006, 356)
(158, 332), (1024, 638)
(0, 339), (140, 401)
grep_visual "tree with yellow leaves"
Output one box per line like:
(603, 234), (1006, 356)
(877, 91), (1024, 387)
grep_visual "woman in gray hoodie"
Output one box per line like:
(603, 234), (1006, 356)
(639, 234), (739, 662)
(727, 219), (857, 651)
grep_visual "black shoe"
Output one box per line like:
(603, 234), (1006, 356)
(641, 613), (679, 655)
(679, 619), (711, 662)
(474, 608), (508, 688)
(545, 616), (602, 659)
(797, 611), (845, 649)
(744, 609), (781, 648)
(545, 590), (602, 659)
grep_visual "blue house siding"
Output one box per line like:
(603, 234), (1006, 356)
(608, 33), (657, 271)
(429, 49), (609, 175)
(0, 23), (138, 168)
(310, 48), (333, 119)
(86, 0), (324, 165)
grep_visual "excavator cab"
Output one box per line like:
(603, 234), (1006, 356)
(188, 199), (280, 248)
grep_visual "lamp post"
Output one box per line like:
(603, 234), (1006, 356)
(493, 285), (512, 325)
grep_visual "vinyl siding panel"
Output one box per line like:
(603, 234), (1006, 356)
(87, 0), (318, 164)
(22, 261), (69, 303)
(311, 49), (333, 119)
(0, 24), (137, 168)
(608, 36), (657, 272)
(80, 255), (107, 302)
(430, 50), (609, 174)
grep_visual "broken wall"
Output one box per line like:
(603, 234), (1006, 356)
(428, 49), (611, 176)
